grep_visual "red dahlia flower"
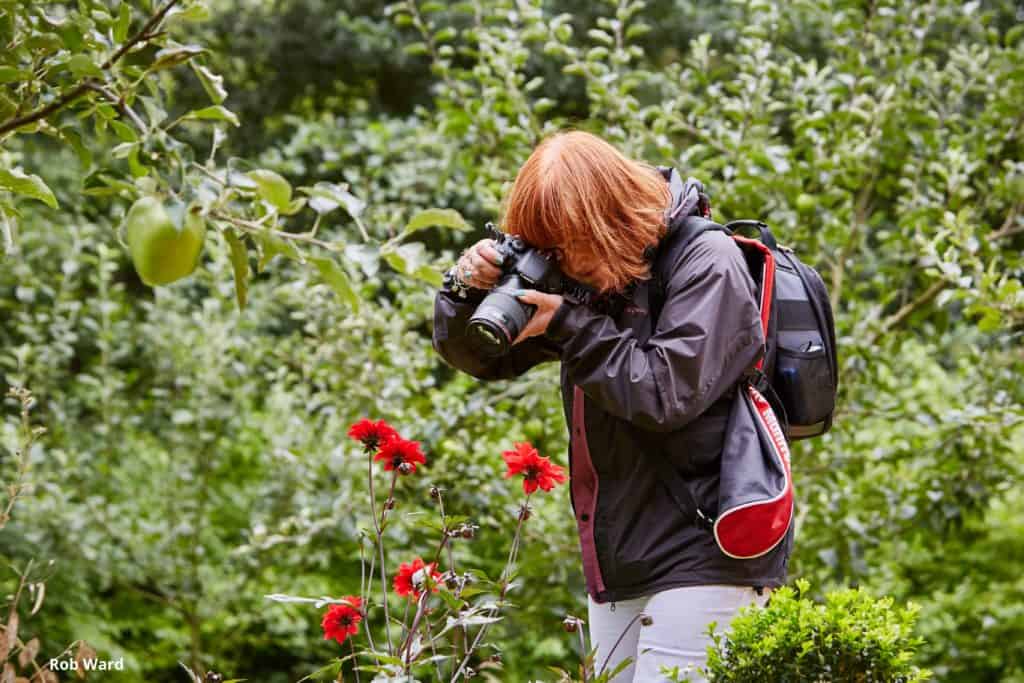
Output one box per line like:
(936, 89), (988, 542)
(321, 596), (363, 645)
(393, 557), (442, 599)
(502, 441), (568, 494)
(348, 418), (399, 452)
(375, 436), (427, 474)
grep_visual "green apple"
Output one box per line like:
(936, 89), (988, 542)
(125, 196), (206, 286)
(796, 193), (817, 213)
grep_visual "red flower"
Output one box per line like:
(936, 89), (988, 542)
(502, 441), (567, 494)
(348, 418), (399, 452)
(374, 436), (427, 475)
(321, 596), (363, 645)
(393, 557), (442, 599)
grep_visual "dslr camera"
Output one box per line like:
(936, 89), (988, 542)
(464, 222), (596, 357)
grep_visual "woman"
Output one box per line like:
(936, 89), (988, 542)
(432, 130), (793, 682)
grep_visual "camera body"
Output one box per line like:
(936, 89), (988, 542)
(466, 222), (595, 357)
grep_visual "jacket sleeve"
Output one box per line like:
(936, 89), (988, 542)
(541, 231), (765, 432)
(432, 283), (562, 381)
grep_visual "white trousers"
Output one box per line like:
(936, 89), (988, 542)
(586, 584), (771, 683)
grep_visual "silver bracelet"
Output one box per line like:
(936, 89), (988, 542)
(444, 264), (475, 299)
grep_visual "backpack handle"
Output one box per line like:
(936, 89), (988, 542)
(725, 220), (778, 251)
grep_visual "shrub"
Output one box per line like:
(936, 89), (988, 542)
(699, 580), (930, 682)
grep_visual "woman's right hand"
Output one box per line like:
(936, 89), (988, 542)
(456, 239), (505, 290)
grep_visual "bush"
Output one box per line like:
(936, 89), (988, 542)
(699, 580), (931, 682)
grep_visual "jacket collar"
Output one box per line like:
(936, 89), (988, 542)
(648, 166), (707, 261)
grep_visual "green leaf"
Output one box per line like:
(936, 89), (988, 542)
(109, 119), (138, 142)
(224, 230), (249, 310)
(24, 32), (63, 54)
(311, 256), (360, 311)
(298, 182), (364, 218)
(190, 62), (227, 104)
(167, 4), (212, 23)
(245, 170), (292, 211)
(0, 66), (30, 84)
(403, 208), (470, 235)
(413, 263), (443, 287)
(188, 105), (239, 127)
(150, 43), (206, 71)
(58, 127), (93, 169)
(0, 168), (59, 208)
(280, 197), (306, 216)
(68, 54), (103, 78)
(257, 232), (303, 272)
(113, 2), (131, 42)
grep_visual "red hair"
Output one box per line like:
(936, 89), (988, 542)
(498, 130), (671, 293)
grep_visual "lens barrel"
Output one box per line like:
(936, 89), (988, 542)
(467, 285), (535, 357)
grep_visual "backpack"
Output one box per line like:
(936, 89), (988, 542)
(649, 174), (839, 441)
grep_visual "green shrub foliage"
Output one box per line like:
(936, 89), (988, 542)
(702, 580), (931, 682)
(1, 0), (1022, 680)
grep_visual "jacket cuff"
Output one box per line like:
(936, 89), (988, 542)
(439, 284), (488, 306)
(543, 298), (587, 345)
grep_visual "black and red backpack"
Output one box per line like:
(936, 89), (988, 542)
(645, 167), (838, 559)
(652, 167), (838, 441)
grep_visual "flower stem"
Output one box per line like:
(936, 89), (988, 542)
(367, 451), (394, 655)
(379, 470), (399, 531)
(449, 495), (532, 682)
(400, 591), (430, 673)
(577, 626), (589, 683)
(357, 535), (380, 664)
(349, 638), (361, 683)
(598, 613), (646, 676)
(424, 613), (444, 681)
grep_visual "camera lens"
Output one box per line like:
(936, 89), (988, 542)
(467, 287), (534, 357)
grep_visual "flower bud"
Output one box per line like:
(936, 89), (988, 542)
(460, 524), (475, 539)
(430, 485), (441, 499)
(519, 505), (532, 521)
(562, 615), (580, 633)
(398, 462), (414, 475)
(385, 498), (396, 510)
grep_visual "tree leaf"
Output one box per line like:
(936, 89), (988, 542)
(188, 105), (240, 127)
(257, 232), (303, 272)
(224, 230), (249, 310)
(299, 182), (364, 218)
(0, 168), (58, 208)
(150, 43), (206, 71)
(311, 256), (360, 311)
(190, 61), (227, 104)
(246, 170), (292, 210)
(167, 4), (213, 23)
(404, 208), (471, 236)
(67, 54), (102, 78)
(113, 2), (131, 42)
(0, 66), (30, 84)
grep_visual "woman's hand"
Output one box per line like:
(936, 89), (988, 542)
(512, 289), (564, 345)
(456, 239), (504, 290)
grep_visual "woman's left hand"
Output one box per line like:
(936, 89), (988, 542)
(512, 289), (565, 345)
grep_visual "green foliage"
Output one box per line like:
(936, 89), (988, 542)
(700, 579), (931, 682)
(1, 0), (1023, 680)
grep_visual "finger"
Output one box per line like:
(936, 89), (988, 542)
(478, 243), (505, 267)
(512, 320), (540, 345)
(516, 289), (559, 306)
(469, 251), (502, 282)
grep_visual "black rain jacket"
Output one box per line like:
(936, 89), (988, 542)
(431, 175), (793, 603)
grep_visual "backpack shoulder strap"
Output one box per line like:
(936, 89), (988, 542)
(649, 215), (732, 326)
